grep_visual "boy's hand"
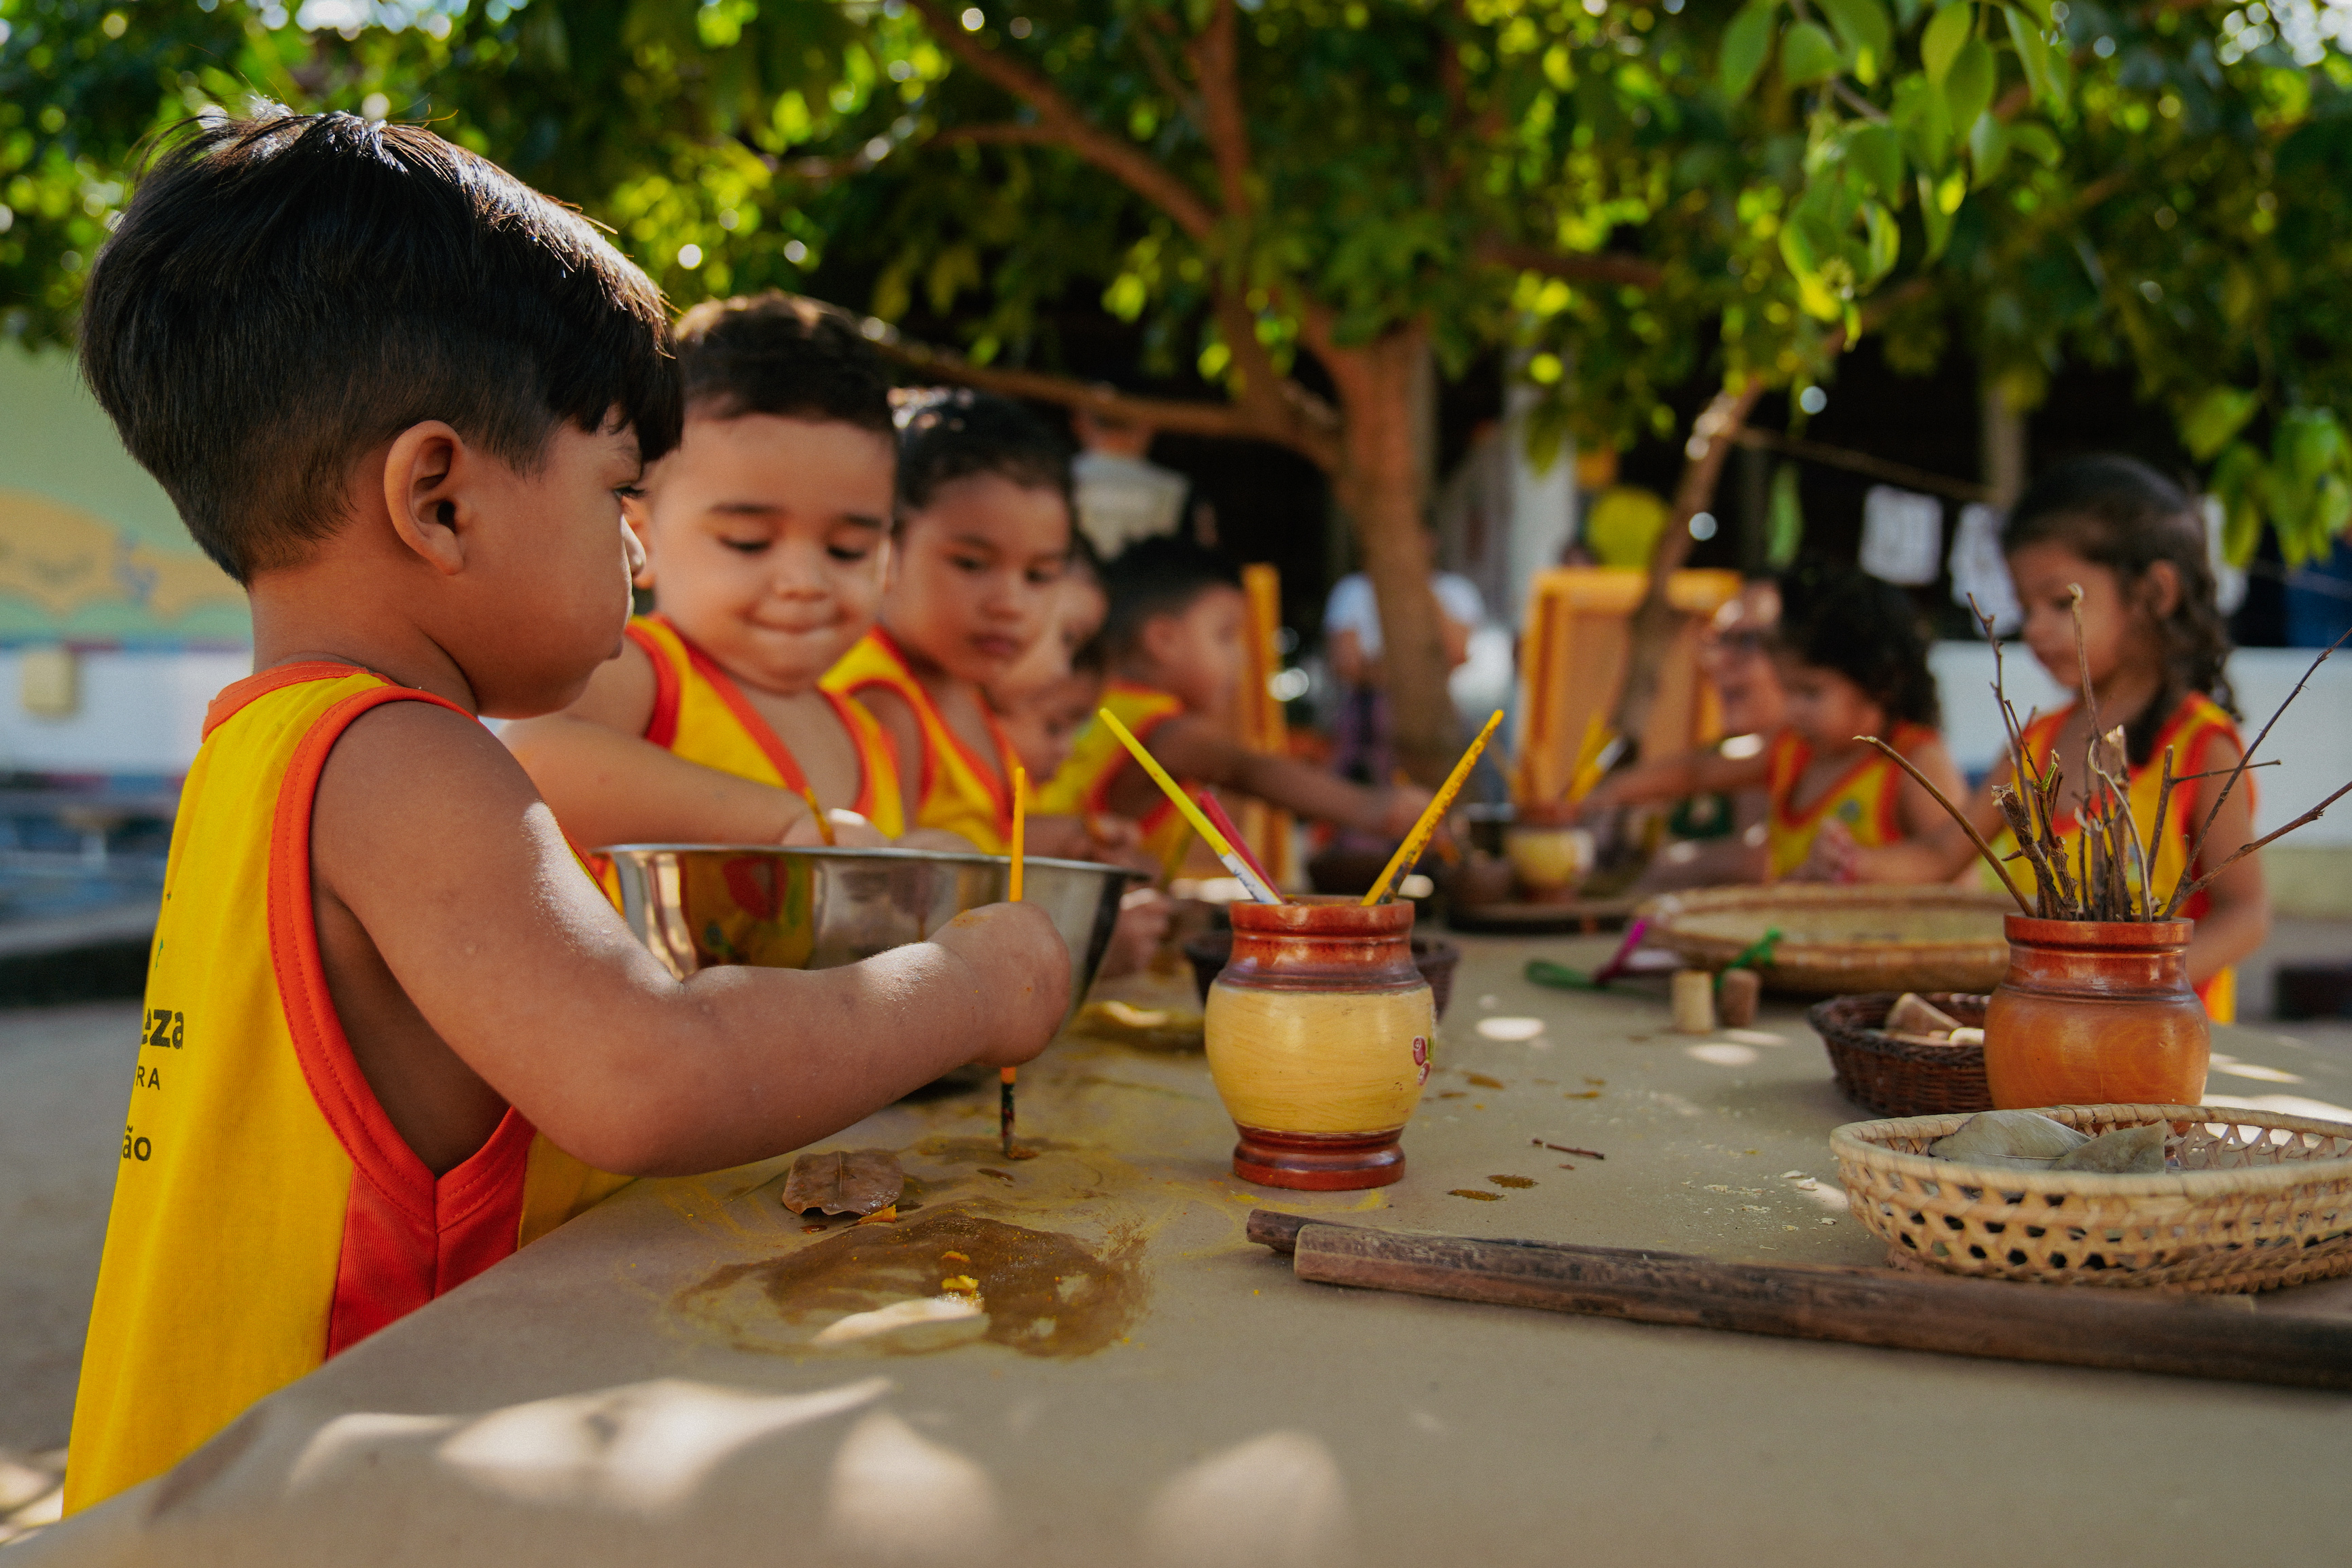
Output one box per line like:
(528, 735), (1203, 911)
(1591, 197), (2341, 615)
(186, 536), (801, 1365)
(1098, 887), (1173, 978)
(783, 808), (887, 848)
(1792, 821), (1860, 883)
(1024, 814), (1100, 861)
(931, 902), (1071, 1066)
(1378, 784), (1436, 840)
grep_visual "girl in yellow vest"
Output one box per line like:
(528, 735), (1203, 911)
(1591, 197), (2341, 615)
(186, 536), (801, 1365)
(1843, 457), (2266, 1020)
(826, 391), (1096, 857)
(505, 295), (911, 849)
(1580, 563), (1965, 882)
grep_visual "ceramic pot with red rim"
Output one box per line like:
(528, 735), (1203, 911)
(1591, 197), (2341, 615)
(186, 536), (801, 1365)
(1204, 895), (1434, 1190)
(1982, 915), (2209, 1109)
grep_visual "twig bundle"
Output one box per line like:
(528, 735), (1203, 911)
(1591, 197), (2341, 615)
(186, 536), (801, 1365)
(1861, 593), (2352, 924)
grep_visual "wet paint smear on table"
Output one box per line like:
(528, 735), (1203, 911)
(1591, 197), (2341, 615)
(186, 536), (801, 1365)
(677, 1207), (1147, 1359)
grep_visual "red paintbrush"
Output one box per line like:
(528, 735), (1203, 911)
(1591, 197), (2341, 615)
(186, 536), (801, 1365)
(1194, 789), (1279, 895)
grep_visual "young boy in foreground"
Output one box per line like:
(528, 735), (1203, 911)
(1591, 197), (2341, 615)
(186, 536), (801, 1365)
(825, 391), (1090, 856)
(1044, 537), (1431, 859)
(64, 115), (1067, 1514)
(505, 293), (916, 847)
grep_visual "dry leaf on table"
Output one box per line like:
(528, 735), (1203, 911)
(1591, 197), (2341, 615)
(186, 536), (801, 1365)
(782, 1150), (904, 1217)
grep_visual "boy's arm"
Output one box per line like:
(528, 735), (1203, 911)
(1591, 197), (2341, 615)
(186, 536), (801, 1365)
(314, 702), (1068, 1177)
(1578, 748), (1767, 815)
(1119, 713), (1428, 836)
(500, 639), (816, 847)
(1849, 747), (2008, 885)
(2179, 739), (2269, 986)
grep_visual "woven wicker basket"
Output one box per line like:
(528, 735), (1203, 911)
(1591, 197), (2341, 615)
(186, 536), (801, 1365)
(1832, 1104), (2352, 1294)
(1807, 993), (1991, 1118)
(1639, 885), (2010, 995)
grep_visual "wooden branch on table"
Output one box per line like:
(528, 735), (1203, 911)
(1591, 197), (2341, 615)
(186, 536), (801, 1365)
(2167, 626), (2352, 916)
(908, 0), (1220, 241)
(1859, 734), (2036, 914)
(1247, 1214), (2352, 1391)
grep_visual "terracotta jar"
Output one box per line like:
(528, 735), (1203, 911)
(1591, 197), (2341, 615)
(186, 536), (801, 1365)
(1982, 915), (2209, 1109)
(1204, 896), (1434, 1190)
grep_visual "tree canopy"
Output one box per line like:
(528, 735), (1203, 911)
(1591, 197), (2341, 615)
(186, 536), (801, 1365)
(7, 0), (2352, 762)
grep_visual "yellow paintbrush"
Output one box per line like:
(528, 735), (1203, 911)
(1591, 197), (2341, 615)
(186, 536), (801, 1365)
(1099, 709), (1281, 903)
(1361, 709), (1504, 906)
(1001, 766), (1025, 1159)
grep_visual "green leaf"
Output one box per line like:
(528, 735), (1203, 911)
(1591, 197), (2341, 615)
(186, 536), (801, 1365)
(2008, 121), (2063, 166)
(1922, 3), (1974, 84)
(1768, 462), (1807, 569)
(1720, 1), (1781, 100)
(1845, 123), (1906, 197)
(1943, 35), (1997, 135)
(2003, 6), (2054, 108)
(2211, 442), (2269, 569)
(1968, 111), (2009, 185)
(1780, 21), (1847, 88)
(1918, 171), (1956, 260)
(2181, 387), (2261, 462)
(1893, 73), (1953, 171)
(1816, 0), (1894, 84)
(2278, 407), (2345, 488)
(1864, 200), (1902, 279)
(2009, 0), (2054, 24)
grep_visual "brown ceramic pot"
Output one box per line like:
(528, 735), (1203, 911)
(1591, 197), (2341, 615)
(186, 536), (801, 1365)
(1982, 915), (2209, 1109)
(1203, 897), (1433, 1190)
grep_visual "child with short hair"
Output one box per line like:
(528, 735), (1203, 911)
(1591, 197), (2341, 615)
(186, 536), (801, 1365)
(991, 539), (1109, 783)
(825, 390), (1084, 855)
(65, 115), (1067, 1514)
(1845, 457), (2266, 1018)
(1041, 536), (1430, 857)
(1579, 563), (1964, 881)
(503, 293), (909, 847)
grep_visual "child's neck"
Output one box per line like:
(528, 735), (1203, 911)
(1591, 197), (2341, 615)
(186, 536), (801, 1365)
(2083, 661), (2167, 730)
(248, 565), (481, 713)
(1110, 654), (1177, 698)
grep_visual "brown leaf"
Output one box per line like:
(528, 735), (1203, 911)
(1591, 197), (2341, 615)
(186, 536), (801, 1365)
(781, 1149), (906, 1217)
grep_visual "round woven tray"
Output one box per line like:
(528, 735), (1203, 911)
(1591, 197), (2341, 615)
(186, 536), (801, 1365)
(1640, 884), (2010, 995)
(1806, 993), (1991, 1118)
(1831, 1104), (2352, 1293)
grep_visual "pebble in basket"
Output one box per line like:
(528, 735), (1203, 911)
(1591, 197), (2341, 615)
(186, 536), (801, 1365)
(1866, 598), (2352, 1110)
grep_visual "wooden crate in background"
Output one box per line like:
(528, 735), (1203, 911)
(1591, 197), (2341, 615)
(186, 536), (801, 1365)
(1514, 567), (1743, 806)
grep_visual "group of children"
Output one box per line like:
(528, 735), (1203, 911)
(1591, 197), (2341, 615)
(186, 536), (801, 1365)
(1586, 457), (2267, 1019)
(61, 113), (1422, 1516)
(60, 109), (2273, 1520)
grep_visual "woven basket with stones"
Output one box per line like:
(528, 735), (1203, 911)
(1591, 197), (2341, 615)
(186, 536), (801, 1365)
(1831, 1103), (2352, 1294)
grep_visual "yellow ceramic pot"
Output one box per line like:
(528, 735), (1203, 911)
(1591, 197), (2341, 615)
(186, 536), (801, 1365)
(1204, 896), (1433, 1189)
(1505, 824), (1592, 903)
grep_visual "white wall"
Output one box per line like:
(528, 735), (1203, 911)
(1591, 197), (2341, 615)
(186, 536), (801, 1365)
(1931, 641), (2352, 846)
(0, 648), (250, 776)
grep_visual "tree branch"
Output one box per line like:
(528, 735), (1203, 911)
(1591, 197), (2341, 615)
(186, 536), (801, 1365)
(927, 123), (1067, 152)
(907, 0), (1219, 240)
(1188, 0), (1252, 221)
(1472, 238), (1667, 291)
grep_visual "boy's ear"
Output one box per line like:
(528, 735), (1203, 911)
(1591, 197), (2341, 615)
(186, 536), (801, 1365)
(622, 503), (656, 590)
(380, 421), (471, 577)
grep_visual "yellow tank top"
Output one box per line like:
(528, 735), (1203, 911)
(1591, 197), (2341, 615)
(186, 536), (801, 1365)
(822, 627), (1016, 853)
(1989, 694), (2245, 1022)
(66, 664), (629, 1514)
(1765, 721), (1932, 880)
(1037, 681), (1191, 874)
(628, 616), (904, 836)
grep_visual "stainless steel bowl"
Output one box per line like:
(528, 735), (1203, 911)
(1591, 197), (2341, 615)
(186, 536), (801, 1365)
(600, 844), (1139, 1016)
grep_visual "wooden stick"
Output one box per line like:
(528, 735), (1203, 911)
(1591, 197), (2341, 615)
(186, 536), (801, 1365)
(2169, 774), (2352, 907)
(1002, 767), (1025, 1159)
(1362, 709), (1503, 906)
(1856, 735), (2034, 915)
(2143, 745), (2176, 917)
(2167, 626), (2352, 917)
(1250, 1215), (2352, 1391)
(797, 784), (837, 847)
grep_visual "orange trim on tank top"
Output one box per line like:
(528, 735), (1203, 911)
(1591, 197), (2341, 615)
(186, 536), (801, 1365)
(859, 626), (1013, 829)
(263, 681), (539, 1355)
(636, 616), (887, 819)
(1771, 721), (1923, 836)
(204, 662), (386, 738)
(627, 622), (685, 751)
(2020, 699), (2226, 838)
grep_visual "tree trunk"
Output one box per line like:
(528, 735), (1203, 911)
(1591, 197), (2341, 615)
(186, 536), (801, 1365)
(1321, 321), (1460, 785)
(1607, 376), (1766, 755)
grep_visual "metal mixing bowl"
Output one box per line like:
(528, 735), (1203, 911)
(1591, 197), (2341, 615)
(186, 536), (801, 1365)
(600, 844), (1139, 1016)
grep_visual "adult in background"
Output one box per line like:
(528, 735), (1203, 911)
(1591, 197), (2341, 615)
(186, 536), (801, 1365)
(1322, 547), (1485, 787)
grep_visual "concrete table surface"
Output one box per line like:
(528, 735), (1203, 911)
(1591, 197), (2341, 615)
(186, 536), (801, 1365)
(22, 933), (2352, 1567)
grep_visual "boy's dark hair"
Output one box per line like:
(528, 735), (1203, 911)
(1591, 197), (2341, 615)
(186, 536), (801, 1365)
(2003, 455), (2234, 764)
(79, 113), (681, 584)
(675, 293), (894, 435)
(1775, 562), (1941, 730)
(895, 388), (1074, 519)
(1101, 535), (1241, 656)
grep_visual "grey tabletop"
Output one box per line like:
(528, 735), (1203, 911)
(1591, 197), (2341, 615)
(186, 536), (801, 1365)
(22, 933), (2352, 1567)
